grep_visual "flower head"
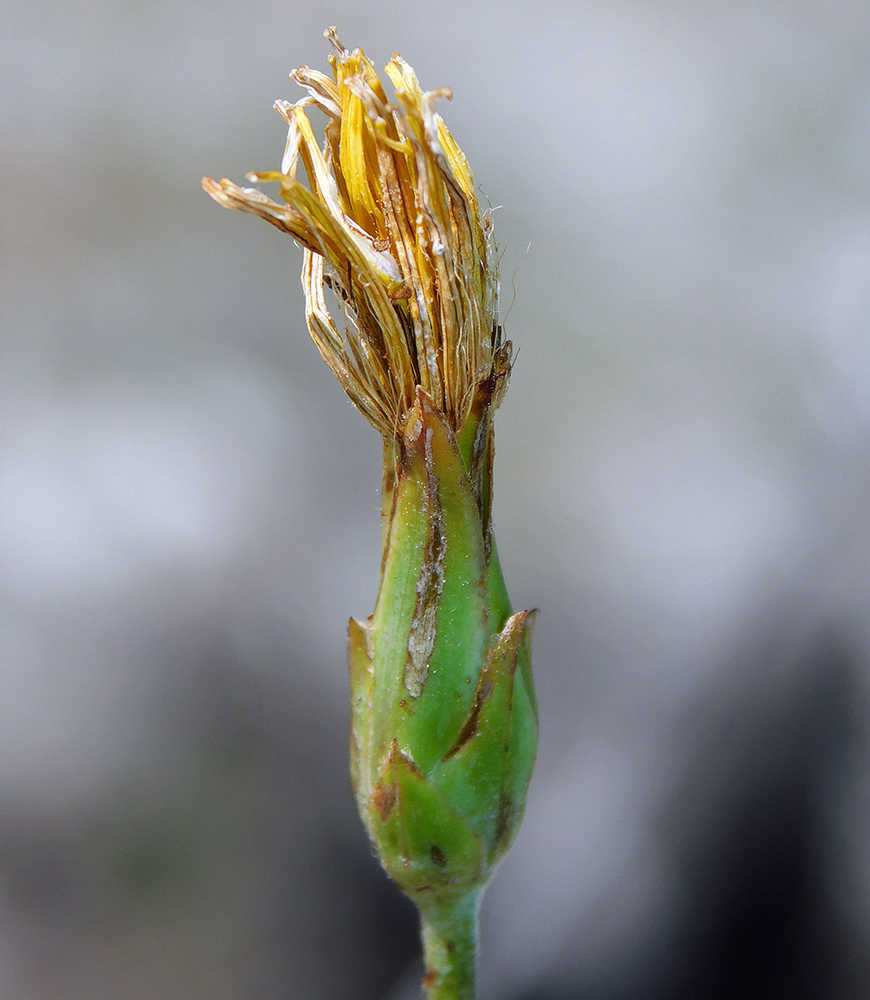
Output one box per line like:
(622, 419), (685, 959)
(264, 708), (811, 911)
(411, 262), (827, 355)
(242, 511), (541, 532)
(204, 33), (537, 970)
(203, 27), (511, 439)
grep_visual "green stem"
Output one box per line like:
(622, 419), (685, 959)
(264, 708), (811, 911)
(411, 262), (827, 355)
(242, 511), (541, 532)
(418, 890), (481, 1000)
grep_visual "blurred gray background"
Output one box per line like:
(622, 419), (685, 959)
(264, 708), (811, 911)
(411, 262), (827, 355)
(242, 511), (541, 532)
(3, 0), (870, 997)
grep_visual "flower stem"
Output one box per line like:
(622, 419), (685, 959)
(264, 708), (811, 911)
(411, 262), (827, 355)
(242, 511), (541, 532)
(418, 890), (481, 1000)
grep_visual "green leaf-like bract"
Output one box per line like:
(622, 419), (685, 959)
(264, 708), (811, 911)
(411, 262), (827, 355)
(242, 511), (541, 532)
(349, 387), (537, 906)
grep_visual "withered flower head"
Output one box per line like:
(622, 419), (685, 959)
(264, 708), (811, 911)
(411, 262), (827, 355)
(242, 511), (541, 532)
(204, 33), (537, 995)
(203, 27), (510, 439)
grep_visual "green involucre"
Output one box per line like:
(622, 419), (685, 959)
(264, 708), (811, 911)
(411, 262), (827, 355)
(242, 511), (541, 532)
(348, 387), (537, 905)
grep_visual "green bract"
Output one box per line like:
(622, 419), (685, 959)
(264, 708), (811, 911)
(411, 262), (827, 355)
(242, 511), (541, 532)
(349, 388), (537, 905)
